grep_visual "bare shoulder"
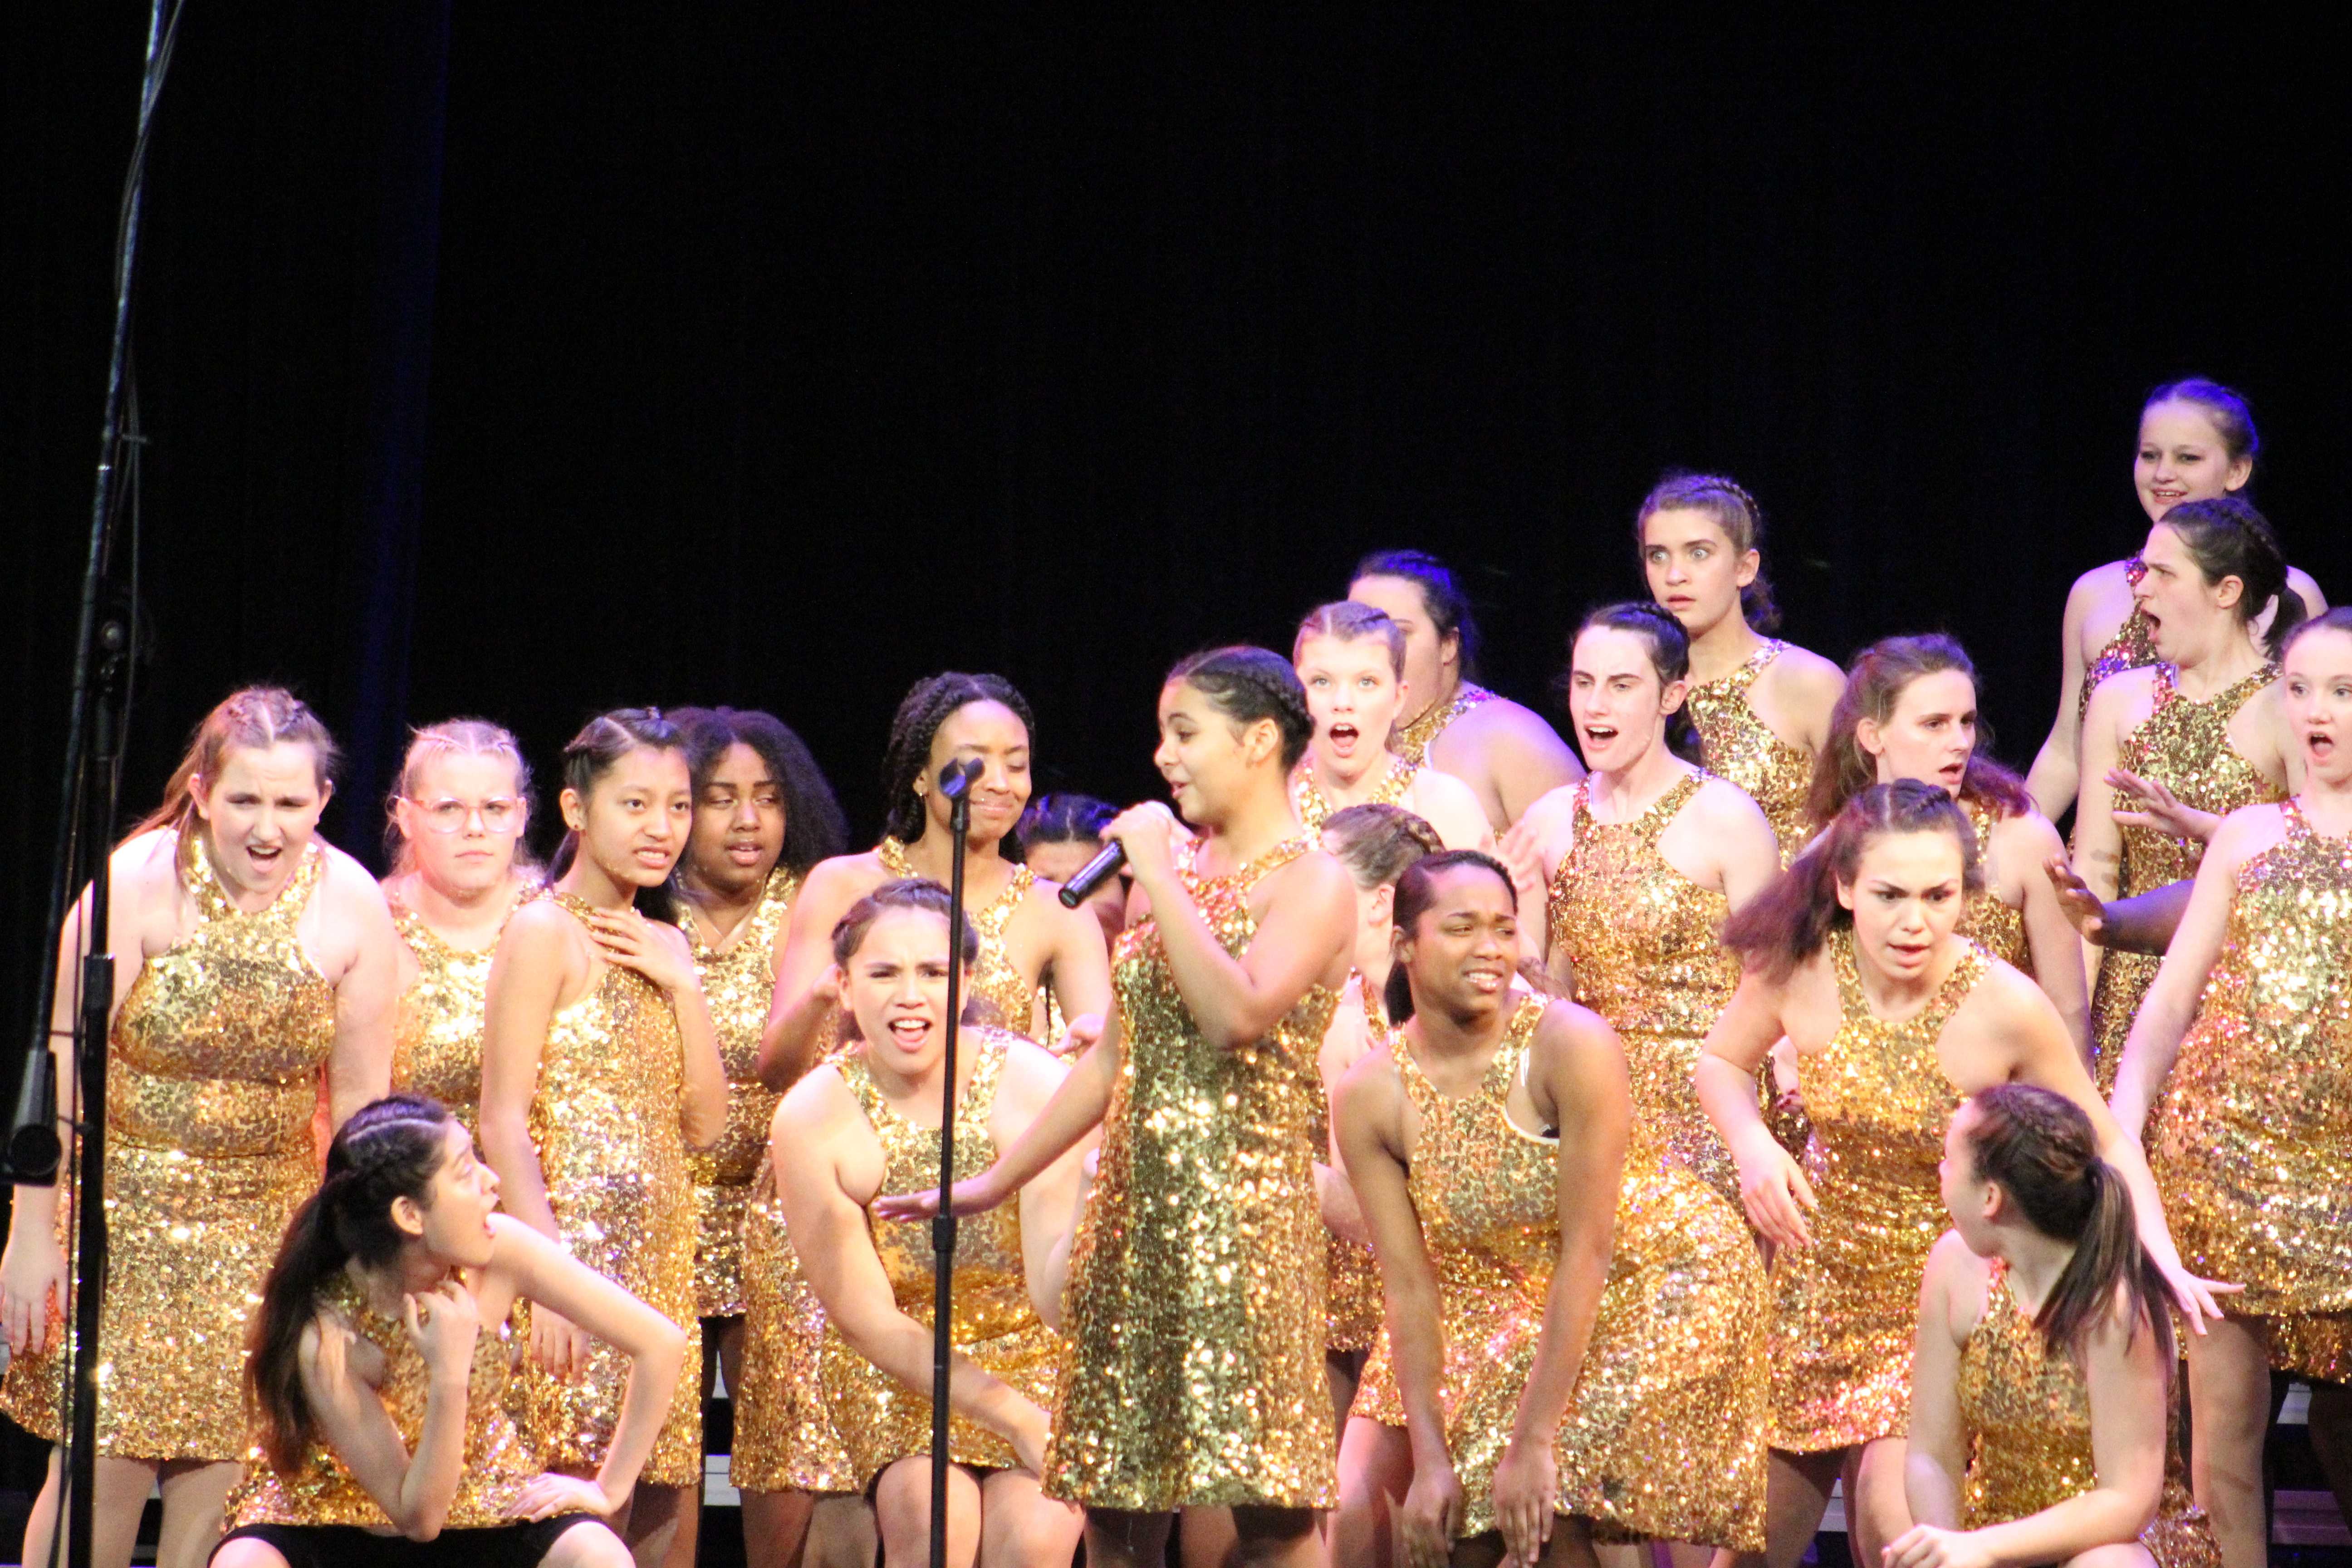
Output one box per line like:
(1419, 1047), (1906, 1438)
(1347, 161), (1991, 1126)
(2208, 799), (2290, 865)
(1923, 1228), (1989, 1333)
(111, 828), (181, 889)
(2082, 662), (2158, 728)
(996, 1033), (1071, 1102)
(1692, 774), (1774, 833)
(799, 851), (887, 912)
(1529, 993), (1623, 1063)
(499, 895), (575, 949)
(2072, 557), (2136, 603)
(1455, 693), (1573, 756)
(775, 1058), (854, 1131)
(1767, 639), (1847, 696)
(2290, 564), (2328, 612)
(316, 841), (388, 901)
(1334, 1033), (1404, 1128)
(1990, 803), (2064, 859)
(1263, 843), (1356, 906)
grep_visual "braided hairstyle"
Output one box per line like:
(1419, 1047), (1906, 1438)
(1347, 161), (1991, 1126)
(133, 686), (342, 840)
(1350, 549), (1485, 683)
(2144, 377), (2259, 477)
(1294, 600), (1407, 677)
(2155, 495), (2307, 660)
(1805, 635), (2031, 829)
(548, 708), (688, 878)
(669, 706), (849, 877)
(1960, 1083), (2173, 1364)
(1384, 848), (1518, 1023)
(828, 877), (978, 971)
(1566, 601), (1703, 765)
(1635, 472), (1780, 633)
(1166, 646), (1316, 772)
(879, 673), (1036, 858)
(245, 1094), (459, 1475)
(1323, 803), (1444, 890)
(383, 718), (538, 877)
(1017, 792), (1117, 856)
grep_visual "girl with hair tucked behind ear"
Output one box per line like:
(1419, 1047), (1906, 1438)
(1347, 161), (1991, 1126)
(1895, 1084), (2214, 1568)
(1, 686), (401, 1568)
(1635, 474), (1847, 864)
(1692, 781), (2218, 1568)
(875, 646), (1356, 1568)
(211, 1093), (686, 1568)
(476, 710), (728, 1568)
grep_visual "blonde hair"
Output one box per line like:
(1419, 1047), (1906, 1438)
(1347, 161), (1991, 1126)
(132, 687), (339, 840)
(1294, 600), (1406, 678)
(383, 718), (538, 876)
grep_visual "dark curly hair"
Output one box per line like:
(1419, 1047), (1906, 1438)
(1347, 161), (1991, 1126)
(670, 706), (849, 877)
(879, 673), (1036, 857)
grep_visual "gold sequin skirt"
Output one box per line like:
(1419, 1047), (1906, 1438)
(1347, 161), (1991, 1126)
(1768, 1163), (1943, 1452)
(0, 1142), (314, 1461)
(1042, 1141), (1336, 1510)
(821, 1316), (1062, 1486)
(1327, 1231), (1382, 1355)
(729, 1176), (856, 1493)
(692, 1176), (754, 1320)
(2089, 950), (2160, 1098)
(1622, 1029), (1741, 1209)
(1357, 1169), (1768, 1548)
(519, 1171), (701, 1487)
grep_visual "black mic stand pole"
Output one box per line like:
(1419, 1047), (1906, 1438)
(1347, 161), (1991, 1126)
(929, 756), (981, 1568)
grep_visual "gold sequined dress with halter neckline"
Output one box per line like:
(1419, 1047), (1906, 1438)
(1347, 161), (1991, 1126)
(225, 1270), (541, 1530)
(1313, 976), (1385, 1354)
(2, 831), (336, 1460)
(2149, 798), (2352, 1379)
(1044, 835), (1340, 1510)
(1772, 931), (1986, 1451)
(516, 887), (701, 1486)
(2078, 560), (2160, 722)
(1291, 753), (1418, 833)
(1392, 682), (1496, 769)
(1957, 1259), (2218, 1568)
(819, 1031), (1063, 1483)
(1546, 770), (1745, 1205)
(387, 882), (527, 1137)
(878, 837), (1039, 1035)
(1956, 794), (2031, 973)
(1684, 639), (1816, 865)
(2089, 661), (2283, 1094)
(1353, 995), (1769, 1547)
(672, 864), (800, 1318)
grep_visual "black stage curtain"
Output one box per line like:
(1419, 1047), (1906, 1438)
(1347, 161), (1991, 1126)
(5, 10), (2349, 1184)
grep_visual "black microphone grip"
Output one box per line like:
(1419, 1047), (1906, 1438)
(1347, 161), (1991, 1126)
(1057, 842), (1127, 907)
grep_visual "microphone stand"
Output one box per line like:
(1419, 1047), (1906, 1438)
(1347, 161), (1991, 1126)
(928, 757), (981, 1568)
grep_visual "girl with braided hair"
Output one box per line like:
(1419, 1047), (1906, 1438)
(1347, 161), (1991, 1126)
(878, 646), (1356, 1568)
(2, 686), (401, 1568)
(478, 710), (728, 1568)
(1898, 1083), (2214, 1568)
(1637, 473), (1846, 864)
(212, 1093), (686, 1568)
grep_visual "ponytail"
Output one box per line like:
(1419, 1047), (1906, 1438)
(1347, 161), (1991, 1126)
(246, 1095), (456, 1475)
(2156, 495), (2303, 661)
(549, 708), (686, 878)
(1962, 1083), (2173, 1364)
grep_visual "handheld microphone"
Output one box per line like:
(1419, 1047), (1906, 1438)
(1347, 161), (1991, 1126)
(1058, 842), (1127, 907)
(936, 758), (984, 801)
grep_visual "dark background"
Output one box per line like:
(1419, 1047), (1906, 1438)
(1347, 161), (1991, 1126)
(4, 4), (2348, 1252)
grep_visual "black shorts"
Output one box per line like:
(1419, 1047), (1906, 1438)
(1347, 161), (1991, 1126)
(211, 1515), (606, 1568)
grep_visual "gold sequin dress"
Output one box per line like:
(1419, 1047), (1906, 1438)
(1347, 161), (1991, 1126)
(1546, 772), (1744, 1205)
(2089, 663), (2283, 1094)
(731, 1155), (857, 1493)
(2149, 799), (2352, 1379)
(1956, 1260), (2217, 1568)
(878, 838), (1039, 1034)
(1292, 755), (1417, 833)
(2, 832), (336, 1460)
(387, 887), (523, 1136)
(1045, 837), (1340, 1510)
(1392, 682), (1496, 768)
(517, 889), (701, 1486)
(1315, 976), (1386, 1356)
(1771, 932), (1985, 1451)
(1354, 997), (1768, 1547)
(1956, 796), (2030, 974)
(1684, 640), (1816, 865)
(673, 866), (799, 1318)
(2078, 561), (2159, 722)
(225, 1271), (540, 1529)
(819, 1033), (1063, 1482)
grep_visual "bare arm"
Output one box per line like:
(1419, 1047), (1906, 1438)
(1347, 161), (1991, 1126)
(476, 906), (572, 1243)
(2072, 679), (2132, 905)
(1, 883), (105, 1357)
(1695, 968), (1819, 1247)
(1901, 1235), (1974, 1531)
(1038, 896), (1114, 1033)
(756, 860), (862, 1089)
(322, 857), (400, 1129)
(2005, 813), (2091, 1067)
(2026, 573), (2099, 821)
(300, 1289), (479, 1540)
(1462, 705), (1584, 831)
(1002, 1042), (1089, 1332)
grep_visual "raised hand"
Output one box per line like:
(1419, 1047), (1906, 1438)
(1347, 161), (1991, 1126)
(2106, 768), (2220, 844)
(529, 1302), (593, 1383)
(1102, 802), (1182, 887)
(872, 1167), (1012, 1223)
(2041, 853), (2110, 946)
(403, 1279), (482, 1378)
(585, 908), (696, 995)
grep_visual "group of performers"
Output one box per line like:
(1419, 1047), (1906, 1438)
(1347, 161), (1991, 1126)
(1, 374), (2345, 1568)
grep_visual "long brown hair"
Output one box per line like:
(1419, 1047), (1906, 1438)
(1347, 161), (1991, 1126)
(132, 686), (341, 840)
(1721, 779), (1979, 982)
(1635, 472), (1779, 632)
(546, 708), (687, 878)
(1805, 634), (2032, 828)
(1961, 1083), (2173, 1364)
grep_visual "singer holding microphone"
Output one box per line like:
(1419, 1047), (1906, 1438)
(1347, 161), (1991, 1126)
(880, 646), (1355, 1568)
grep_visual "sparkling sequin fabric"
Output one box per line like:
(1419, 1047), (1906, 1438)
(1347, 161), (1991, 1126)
(1771, 932), (1984, 1451)
(226, 1271), (540, 1528)
(1313, 978), (1386, 1354)
(878, 839), (1039, 1034)
(2078, 561), (2159, 722)
(1684, 641), (1816, 865)
(1956, 1261), (2217, 1568)
(2, 832), (335, 1460)
(1045, 837), (1339, 1510)
(387, 887), (523, 1136)
(820, 1033), (1063, 1483)
(1547, 772), (1744, 1205)
(672, 865), (800, 1318)
(2090, 663), (2283, 1093)
(517, 890), (701, 1487)
(1392, 682), (1496, 768)
(1956, 796), (2030, 974)
(729, 1160), (857, 1493)
(1354, 997), (1768, 1547)
(2150, 800), (2352, 1373)
(1291, 755), (1417, 832)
